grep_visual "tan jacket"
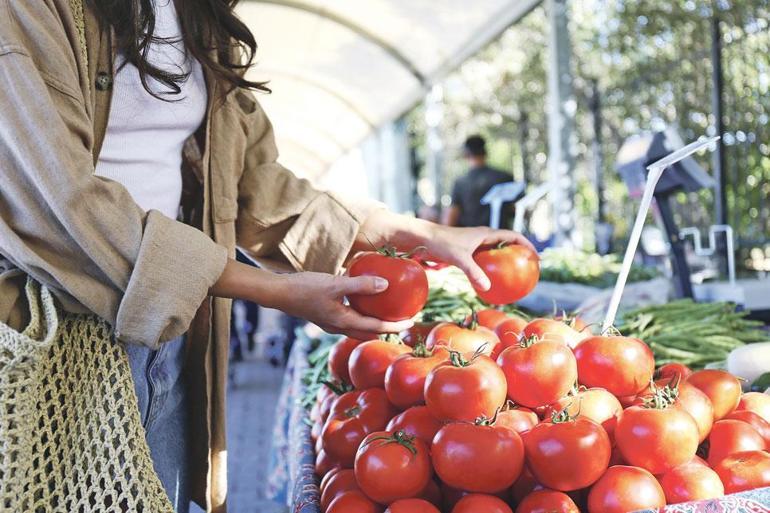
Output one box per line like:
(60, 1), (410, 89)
(0, 1), (374, 511)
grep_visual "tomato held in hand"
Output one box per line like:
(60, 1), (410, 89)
(385, 344), (449, 409)
(497, 337), (577, 408)
(349, 338), (411, 389)
(573, 335), (654, 396)
(707, 419), (765, 465)
(543, 388), (622, 440)
(472, 243), (539, 305)
(452, 494), (513, 513)
(426, 318), (500, 356)
(320, 469), (359, 511)
(327, 490), (384, 513)
(386, 406), (443, 445)
(385, 498), (441, 513)
(347, 248), (429, 321)
(495, 405), (539, 435)
(686, 369), (741, 420)
(521, 318), (588, 348)
(738, 392), (770, 423)
(712, 450), (770, 494)
(328, 337), (362, 384)
(432, 419), (524, 493)
(524, 410), (611, 491)
(658, 459), (724, 504)
(515, 489), (579, 513)
(587, 466), (665, 513)
(323, 388), (397, 466)
(615, 403), (699, 474)
(355, 431), (432, 504)
(424, 350), (507, 422)
(724, 410), (770, 448)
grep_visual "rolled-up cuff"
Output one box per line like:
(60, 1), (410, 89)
(279, 193), (382, 274)
(115, 211), (228, 348)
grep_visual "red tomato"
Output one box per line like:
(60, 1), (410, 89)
(320, 469), (359, 511)
(386, 406), (443, 445)
(635, 379), (714, 443)
(355, 430), (432, 504)
(707, 419), (766, 465)
(472, 244), (540, 305)
(401, 321), (440, 347)
(319, 466), (342, 495)
(424, 352), (507, 422)
(686, 369), (741, 420)
(311, 420), (323, 443)
(322, 389), (397, 466)
(524, 413), (611, 491)
(496, 406), (539, 435)
(544, 388), (622, 440)
(497, 338), (577, 408)
(724, 410), (770, 448)
(522, 318), (588, 348)
(712, 450), (770, 494)
(658, 459), (724, 504)
(349, 339), (411, 389)
(491, 316), (529, 359)
(452, 494), (513, 513)
(328, 337), (362, 384)
(385, 498), (441, 513)
(418, 479), (442, 507)
(554, 313), (588, 332)
(327, 490), (384, 513)
(315, 449), (339, 477)
(615, 405), (699, 474)
(738, 392), (770, 423)
(656, 362), (692, 381)
(347, 249), (428, 321)
(426, 320), (500, 356)
(587, 466), (665, 513)
(573, 335), (654, 396)
(466, 308), (510, 330)
(432, 420), (524, 493)
(385, 344), (449, 409)
(515, 489), (579, 513)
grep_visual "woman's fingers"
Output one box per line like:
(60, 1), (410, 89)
(454, 256), (492, 291)
(335, 274), (389, 296)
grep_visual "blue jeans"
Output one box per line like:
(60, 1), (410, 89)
(125, 335), (190, 513)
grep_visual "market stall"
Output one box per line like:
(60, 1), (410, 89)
(265, 245), (770, 512)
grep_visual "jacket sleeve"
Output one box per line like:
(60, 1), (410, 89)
(0, 50), (227, 348)
(235, 92), (381, 274)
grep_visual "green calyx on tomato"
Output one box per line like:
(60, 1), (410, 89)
(379, 333), (405, 344)
(448, 344), (487, 368)
(550, 405), (579, 424)
(411, 342), (434, 358)
(344, 406), (362, 418)
(462, 309), (480, 330)
(363, 430), (418, 455)
(640, 378), (680, 410)
(321, 379), (354, 396)
(518, 334), (540, 349)
(375, 245), (425, 259)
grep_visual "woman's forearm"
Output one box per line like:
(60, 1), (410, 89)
(353, 210), (436, 254)
(209, 259), (284, 306)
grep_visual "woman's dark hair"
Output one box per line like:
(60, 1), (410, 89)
(88, 0), (269, 98)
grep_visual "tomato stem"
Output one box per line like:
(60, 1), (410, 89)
(364, 430), (418, 455)
(519, 334), (539, 349)
(380, 333), (405, 345)
(321, 379), (353, 396)
(375, 245), (425, 260)
(411, 342), (433, 358)
(344, 406), (361, 418)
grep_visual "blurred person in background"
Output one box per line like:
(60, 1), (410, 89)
(442, 134), (516, 228)
(0, 2), (534, 512)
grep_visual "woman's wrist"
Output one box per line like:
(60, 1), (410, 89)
(209, 258), (288, 308)
(357, 210), (437, 253)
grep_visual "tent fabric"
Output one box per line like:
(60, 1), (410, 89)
(236, 0), (542, 179)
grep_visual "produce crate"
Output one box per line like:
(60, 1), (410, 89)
(266, 334), (770, 513)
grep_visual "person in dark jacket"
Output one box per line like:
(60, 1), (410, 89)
(442, 135), (515, 227)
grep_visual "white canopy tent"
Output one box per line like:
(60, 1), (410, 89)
(235, 0), (544, 182)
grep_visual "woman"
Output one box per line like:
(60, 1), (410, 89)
(0, 1), (533, 511)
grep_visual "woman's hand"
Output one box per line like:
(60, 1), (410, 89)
(211, 260), (413, 340)
(356, 211), (536, 291)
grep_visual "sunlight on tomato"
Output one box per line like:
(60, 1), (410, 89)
(472, 244), (539, 305)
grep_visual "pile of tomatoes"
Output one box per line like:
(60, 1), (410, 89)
(310, 245), (770, 513)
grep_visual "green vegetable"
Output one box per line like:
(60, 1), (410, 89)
(539, 248), (659, 288)
(751, 372), (770, 392)
(618, 299), (767, 368)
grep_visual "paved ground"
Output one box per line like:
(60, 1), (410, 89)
(191, 354), (288, 513)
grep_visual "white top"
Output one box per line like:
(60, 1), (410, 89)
(95, 0), (207, 220)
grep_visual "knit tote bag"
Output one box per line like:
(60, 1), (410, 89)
(0, 279), (174, 512)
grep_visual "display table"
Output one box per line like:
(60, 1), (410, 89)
(266, 333), (770, 513)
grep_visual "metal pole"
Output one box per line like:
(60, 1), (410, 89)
(518, 111), (530, 184)
(546, 0), (577, 246)
(590, 79), (605, 224)
(710, 13), (727, 226)
(425, 85), (445, 208)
